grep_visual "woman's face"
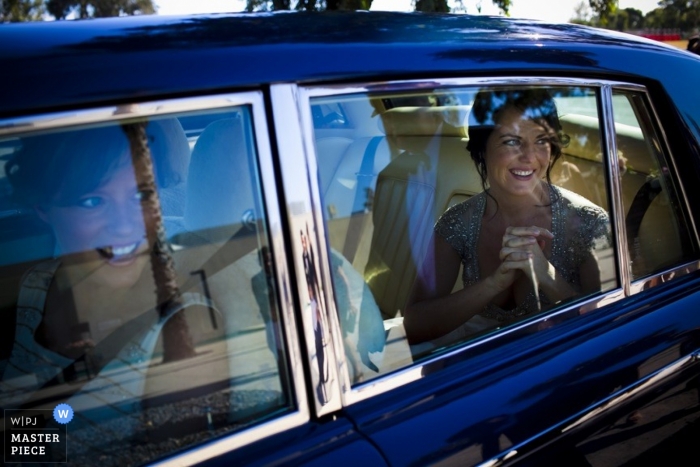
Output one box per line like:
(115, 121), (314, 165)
(38, 160), (151, 290)
(484, 106), (553, 199)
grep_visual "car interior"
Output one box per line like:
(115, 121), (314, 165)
(313, 86), (695, 370)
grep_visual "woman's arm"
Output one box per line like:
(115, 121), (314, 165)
(404, 233), (515, 344)
(536, 205), (607, 304)
(536, 262), (577, 305)
(579, 249), (603, 294)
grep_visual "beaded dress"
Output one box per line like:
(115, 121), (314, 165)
(433, 185), (609, 337)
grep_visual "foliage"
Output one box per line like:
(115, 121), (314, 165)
(1, 0), (45, 21)
(601, 7), (645, 31)
(621, 7), (644, 30)
(326, 0), (372, 9)
(656, 0), (700, 31)
(570, 0), (592, 25)
(491, 0), (510, 15)
(414, 0), (449, 12)
(47, 0), (154, 19)
(246, 0), (510, 14)
(245, 0), (372, 11)
(588, 0), (616, 27)
(413, 0), (510, 14)
(582, 0), (699, 32)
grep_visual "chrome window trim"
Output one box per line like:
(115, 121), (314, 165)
(301, 77), (647, 99)
(477, 348), (700, 467)
(0, 92), (310, 464)
(611, 88), (700, 291)
(630, 260), (700, 295)
(601, 85), (630, 297)
(270, 84), (344, 416)
(293, 87), (356, 404)
(298, 77), (641, 406)
(249, 89), (311, 424)
(0, 94), (259, 136)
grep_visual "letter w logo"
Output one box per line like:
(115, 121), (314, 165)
(57, 410), (69, 418)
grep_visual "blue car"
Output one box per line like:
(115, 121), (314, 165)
(1, 11), (700, 466)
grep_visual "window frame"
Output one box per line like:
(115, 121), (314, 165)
(0, 92), (311, 467)
(609, 87), (700, 294)
(295, 77), (700, 408)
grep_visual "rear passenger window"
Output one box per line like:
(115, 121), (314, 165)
(311, 85), (616, 381)
(612, 90), (696, 281)
(0, 105), (292, 465)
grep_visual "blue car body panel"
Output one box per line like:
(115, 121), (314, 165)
(2, 11), (700, 466)
(199, 418), (388, 466)
(346, 277), (700, 464)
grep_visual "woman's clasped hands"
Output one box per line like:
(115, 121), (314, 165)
(492, 225), (575, 305)
(493, 226), (553, 292)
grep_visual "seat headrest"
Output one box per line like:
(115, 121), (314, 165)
(148, 118), (190, 189)
(184, 116), (259, 239)
(148, 118), (190, 218)
(379, 106), (471, 137)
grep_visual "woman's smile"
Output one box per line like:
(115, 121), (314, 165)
(96, 239), (147, 266)
(510, 169), (536, 180)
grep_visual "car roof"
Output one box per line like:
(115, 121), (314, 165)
(1, 11), (698, 118)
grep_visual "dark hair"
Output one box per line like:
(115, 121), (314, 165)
(6, 126), (129, 208)
(466, 88), (570, 204)
(5, 119), (188, 208)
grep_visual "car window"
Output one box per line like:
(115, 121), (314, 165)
(311, 84), (616, 383)
(0, 106), (292, 465)
(613, 90), (697, 281)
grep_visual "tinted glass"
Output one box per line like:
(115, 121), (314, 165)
(311, 85), (615, 380)
(613, 91), (697, 280)
(0, 107), (292, 465)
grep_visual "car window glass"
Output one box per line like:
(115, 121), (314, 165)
(312, 102), (349, 129)
(311, 85), (616, 383)
(613, 90), (697, 281)
(0, 107), (292, 465)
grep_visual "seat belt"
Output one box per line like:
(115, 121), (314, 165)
(626, 176), (662, 247)
(342, 136), (383, 261)
(625, 176), (662, 275)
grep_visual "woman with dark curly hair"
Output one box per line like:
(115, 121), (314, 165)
(404, 88), (610, 347)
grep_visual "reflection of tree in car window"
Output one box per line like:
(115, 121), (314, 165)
(0, 121), (210, 463)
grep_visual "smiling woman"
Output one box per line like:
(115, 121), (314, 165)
(1, 120), (196, 385)
(0, 110), (294, 464)
(402, 87), (611, 349)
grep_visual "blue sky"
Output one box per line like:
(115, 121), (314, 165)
(155, 0), (663, 24)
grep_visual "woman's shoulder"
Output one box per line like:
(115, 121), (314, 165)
(438, 192), (486, 223)
(553, 185), (608, 220)
(552, 185), (610, 244)
(434, 193), (485, 254)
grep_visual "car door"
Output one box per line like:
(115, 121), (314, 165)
(0, 91), (387, 466)
(295, 77), (700, 466)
